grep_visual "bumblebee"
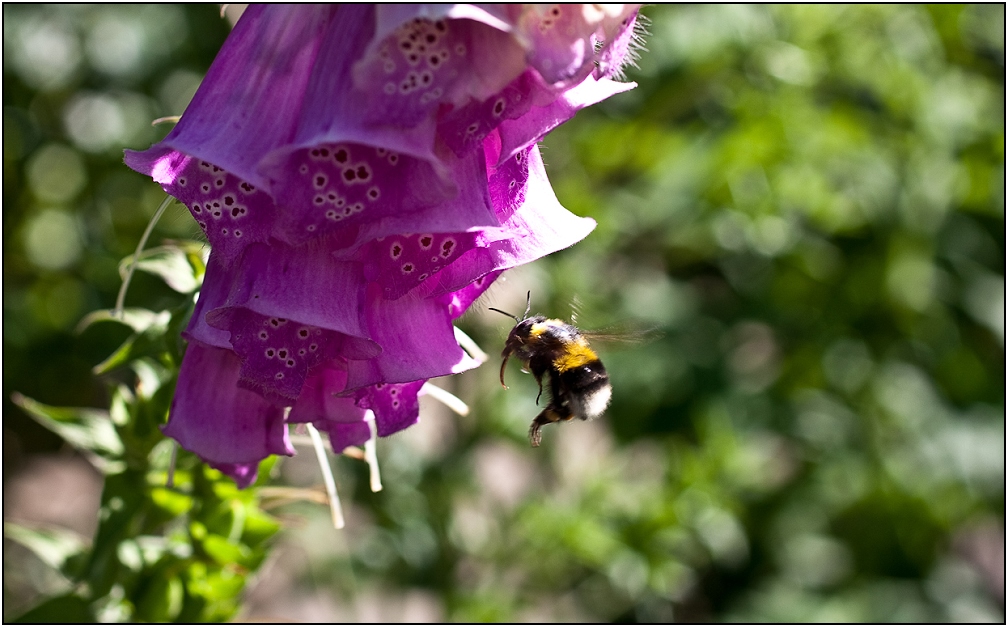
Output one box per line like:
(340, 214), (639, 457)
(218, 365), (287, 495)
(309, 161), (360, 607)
(490, 292), (612, 447)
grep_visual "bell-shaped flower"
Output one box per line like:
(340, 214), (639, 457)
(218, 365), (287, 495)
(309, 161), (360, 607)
(125, 4), (642, 486)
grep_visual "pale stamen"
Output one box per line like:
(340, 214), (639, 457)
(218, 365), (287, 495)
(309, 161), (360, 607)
(420, 381), (470, 416)
(151, 115), (181, 126)
(454, 326), (489, 364)
(364, 410), (383, 493)
(306, 422), (345, 529)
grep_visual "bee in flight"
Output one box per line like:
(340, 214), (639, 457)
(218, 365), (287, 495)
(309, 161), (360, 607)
(489, 292), (612, 447)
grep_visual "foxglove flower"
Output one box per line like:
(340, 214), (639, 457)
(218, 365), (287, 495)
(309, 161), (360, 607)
(125, 4), (642, 487)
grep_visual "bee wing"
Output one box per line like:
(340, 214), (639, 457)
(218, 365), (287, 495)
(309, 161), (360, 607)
(569, 295), (585, 326)
(581, 325), (665, 346)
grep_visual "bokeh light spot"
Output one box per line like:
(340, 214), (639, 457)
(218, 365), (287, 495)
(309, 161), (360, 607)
(26, 143), (87, 204)
(23, 209), (83, 271)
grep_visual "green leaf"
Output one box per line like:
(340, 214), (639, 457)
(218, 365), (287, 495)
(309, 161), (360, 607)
(118, 243), (206, 294)
(84, 471), (148, 599)
(240, 509), (282, 548)
(92, 324), (171, 376)
(9, 593), (94, 623)
(11, 393), (124, 460)
(75, 307), (172, 335)
(201, 534), (250, 565)
(135, 572), (185, 622)
(150, 487), (195, 517)
(3, 522), (87, 572)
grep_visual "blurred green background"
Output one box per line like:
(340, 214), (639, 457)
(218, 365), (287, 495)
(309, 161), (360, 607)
(3, 4), (1004, 622)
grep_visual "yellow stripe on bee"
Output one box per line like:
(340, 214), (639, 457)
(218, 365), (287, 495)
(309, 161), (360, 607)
(528, 322), (551, 337)
(553, 340), (598, 372)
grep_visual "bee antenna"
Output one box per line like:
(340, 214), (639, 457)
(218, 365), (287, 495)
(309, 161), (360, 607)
(488, 307), (520, 323)
(523, 291), (532, 319)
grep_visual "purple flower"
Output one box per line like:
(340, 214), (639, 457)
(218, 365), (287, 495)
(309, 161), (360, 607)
(125, 4), (641, 487)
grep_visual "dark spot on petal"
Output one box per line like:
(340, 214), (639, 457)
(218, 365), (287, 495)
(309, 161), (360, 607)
(343, 168), (356, 182)
(335, 148), (348, 163)
(299, 329), (309, 338)
(266, 349), (275, 357)
(420, 235), (432, 248)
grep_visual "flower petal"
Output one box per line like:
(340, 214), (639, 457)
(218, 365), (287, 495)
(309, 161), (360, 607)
(496, 75), (637, 166)
(183, 250), (233, 350)
(127, 5), (337, 192)
(444, 270), (502, 319)
(287, 362), (371, 451)
(164, 342), (294, 468)
(353, 6), (526, 127)
(209, 462), (261, 489)
(125, 148), (278, 266)
(266, 142), (496, 249)
(437, 70), (542, 157)
(202, 241), (380, 401)
(418, 141), (596, 295)
(515, 5), (641, 85)
(362, 231), (482, 300)
(354, 380), (426, 438)
(344, 283), (480, 391)
(594, 11), (642, 79)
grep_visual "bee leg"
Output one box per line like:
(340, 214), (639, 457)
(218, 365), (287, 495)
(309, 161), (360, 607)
(528, 407), (567, 448)
(499, 352), (511, 389)
(532, 365), (552, 406)
(528, 420), (544, 448)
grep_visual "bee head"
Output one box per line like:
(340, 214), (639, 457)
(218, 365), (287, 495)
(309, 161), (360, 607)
(489, 291), (542, 388)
